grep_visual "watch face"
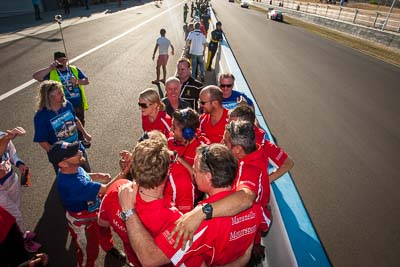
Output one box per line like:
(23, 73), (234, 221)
(203, 205), (212, 213)
(202, 204), (213, 219)
(121, 209), (134, 221)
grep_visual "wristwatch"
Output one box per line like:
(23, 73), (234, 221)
(202, 203), (213, 220)
(120, 208), (135, 221)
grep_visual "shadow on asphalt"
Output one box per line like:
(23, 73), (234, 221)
(13, 34), (62, 42)
(33, 179), (128, 266)
(34, 179), (75, 267)
(0, 0), (153, 35)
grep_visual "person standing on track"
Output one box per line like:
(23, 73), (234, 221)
(198, 86), (229, 144)
(32, 0), (42, 20)
(161, 77), (191, 116)
(33, 80), (92, 173)
(190, 1), (195, 18)
(33, 51), (91, 147)
(176, 58), (203, 111)
(186, 22), (207, 83)
(139, 88), (172, 136)
(206, 21), (223, 71)
(183, 3), (189, 23)
(218, 72), (254, 110)
(49, 141), (127, 267)
(152, 29), (175, 85)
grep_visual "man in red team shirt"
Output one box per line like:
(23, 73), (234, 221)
(98, 179), (140, 267)
(169, 120), (294, 264)
(188, 144), (267, 265)
(167, 108), (211, 208)
(118, 140), (260, 266)
(228, 104), (266, 145)
(168, 108), (210, 166)
(198, 85), (229, 144)
(99, 129), (197, 267)
(228, 108), (294, 183)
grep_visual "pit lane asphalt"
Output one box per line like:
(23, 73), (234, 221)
(0, 1), (186, 266)
(212, 1), (400, 266)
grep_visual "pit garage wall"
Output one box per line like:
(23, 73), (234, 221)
(0, 0), (74, 17)
(0, 0), (33, 17)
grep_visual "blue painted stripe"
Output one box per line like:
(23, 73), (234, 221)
(213, 10), (331, 267)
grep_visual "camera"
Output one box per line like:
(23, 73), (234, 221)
(56, 63), (63, 68)
(55, 14), (62, 24)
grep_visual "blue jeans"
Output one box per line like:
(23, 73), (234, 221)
(191, 54), (205, 79)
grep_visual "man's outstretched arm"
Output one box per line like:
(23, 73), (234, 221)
(169, 188), (256, 249)
(269, 156), (294, 183)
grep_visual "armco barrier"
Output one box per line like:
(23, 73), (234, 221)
(252, 1), (400, 50)
(210, 7), (331, 267)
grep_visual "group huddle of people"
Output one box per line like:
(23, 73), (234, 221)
(1, 63), (293, 267)
(1, 1), (294, 266)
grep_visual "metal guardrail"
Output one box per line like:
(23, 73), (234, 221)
(264, 0), (400, 32)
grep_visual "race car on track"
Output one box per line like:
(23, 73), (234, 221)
(268, 9), (283, 22)
(240, 0), (250, 8)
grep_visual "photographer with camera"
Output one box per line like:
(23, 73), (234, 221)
(33, 51), (91, 147)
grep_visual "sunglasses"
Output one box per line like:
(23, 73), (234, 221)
(198, 99), (214, 106)
(202, 146), (214, 175)
(137, 131), (149, 142)
(138, 102), (151, 109)
(220, 84), (233, 88)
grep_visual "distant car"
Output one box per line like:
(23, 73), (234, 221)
(240, 0), (249, 8)
(268, 9), (283, 22)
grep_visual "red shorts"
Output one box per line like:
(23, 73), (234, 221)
(157, 54), (169, 66)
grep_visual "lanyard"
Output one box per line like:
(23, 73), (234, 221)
(56, 67), (72, 84)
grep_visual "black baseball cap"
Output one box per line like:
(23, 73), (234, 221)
(54, 51), (66, 60)
(48, 141), (80, 166)
(216, 21), (222, 26)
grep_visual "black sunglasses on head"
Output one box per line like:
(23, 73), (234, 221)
(202, 146), (214, 175)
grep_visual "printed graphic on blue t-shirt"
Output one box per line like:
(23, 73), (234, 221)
(87, 199), (101, 213)
(222, 91), (254, 110)
(222, 101), (239, 110)
(50, 110), (78, 143)
(56, 69), (82, 107)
